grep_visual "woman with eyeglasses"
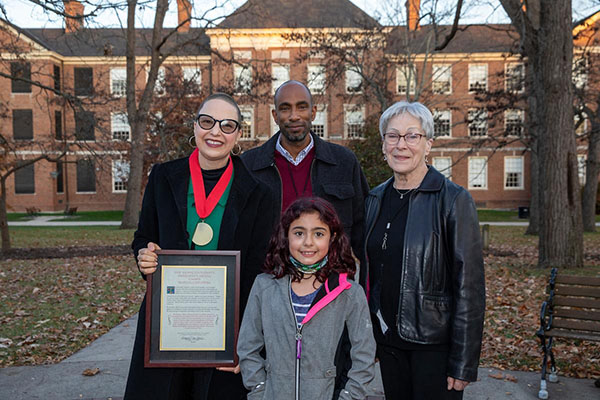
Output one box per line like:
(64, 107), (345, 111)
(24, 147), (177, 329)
(124, 93), (276, 400)
(363, 101), (485, 399)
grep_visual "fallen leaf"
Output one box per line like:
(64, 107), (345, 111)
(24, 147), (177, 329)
(82, 367), (100, 376)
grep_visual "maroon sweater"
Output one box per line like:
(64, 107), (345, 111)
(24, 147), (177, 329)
(274, 147), (315, 212)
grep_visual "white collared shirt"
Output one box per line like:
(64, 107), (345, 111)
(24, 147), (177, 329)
(275, 133), (314, 166)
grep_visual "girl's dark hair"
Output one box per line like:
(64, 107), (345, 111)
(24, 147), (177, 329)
(197, 92), (242, 122)
(263, 197), (356, 282)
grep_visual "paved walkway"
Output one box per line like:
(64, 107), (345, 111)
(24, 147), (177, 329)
(1, 314), (598, 400)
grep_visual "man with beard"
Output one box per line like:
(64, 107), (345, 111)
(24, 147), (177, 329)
(242, 80), (368, 270)
(241, 80), (369, 399)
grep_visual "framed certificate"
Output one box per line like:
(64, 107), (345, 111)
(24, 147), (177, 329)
(144, 250), (240, 368)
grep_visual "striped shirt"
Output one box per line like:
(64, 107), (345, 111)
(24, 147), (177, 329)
(291, 287), (319, 328)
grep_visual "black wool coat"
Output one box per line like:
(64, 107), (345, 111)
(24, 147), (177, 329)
(124, 156), (276, 400)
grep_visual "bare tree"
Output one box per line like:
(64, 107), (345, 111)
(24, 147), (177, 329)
(499, 0), (583, 268)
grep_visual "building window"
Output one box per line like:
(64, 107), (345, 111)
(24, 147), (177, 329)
(182, 67), (202, 95)
(578, 155), (586, 185)
(53, 65), (61, 91)
(111, 112), (130, 141)
(344, 105), (364, 139)
(110, 68), (126, 97)
(504, 156), (524, 189)
(55, 161), (64, 193)
(468, 64), (487, 93)
(270, 105), (278, 137)
(75, 111), (95, 141)
(76, 159), (96, 193)
(468, 157), (487, 189)
(433, 109), (451, 137)
(575, 113), (587, 135)
(397, 65), (417, 94)
(307, 65), (326, 94)
(13, 109), (33, 140)
(432, 157), (452, 180)
(11, 62), (31, 93)
(152, 67), (166, 96)
(14, 164), (35, 194)
(505, 63), (525, 92)
(345, 67), (362, 93)
(573, 57), (587, 90)
(312, 105), (327, 138)
(55, 110), (62, 140)
(234, 65), (252, 95)
(432, 64), (451, 94)
(468, 108), (488, 137)
(239, 106), (254, 139)
(112, 159), (129, 193)
(504, 109), (524, 137)
(74, 67), (93, 96)
(272, 64), (290, 94)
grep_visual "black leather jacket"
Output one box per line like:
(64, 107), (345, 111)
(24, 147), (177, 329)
(364, 167), (485, 382)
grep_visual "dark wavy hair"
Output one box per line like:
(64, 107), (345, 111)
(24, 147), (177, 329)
(263, 197), (356, 282)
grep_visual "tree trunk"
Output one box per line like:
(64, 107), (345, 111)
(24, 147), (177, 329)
(525, 61), (540, 235)
(582, 119), (600, 232)
(537, 0), (583, 268)
(526, 138), (539, 235)
(0, 177), (11, 252)
(120, 0), (168, 229)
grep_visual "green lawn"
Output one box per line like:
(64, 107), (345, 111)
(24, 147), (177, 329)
(8, 226), (134, 248)
(7, 210), (123, 222)
(477, 209), (522, 222)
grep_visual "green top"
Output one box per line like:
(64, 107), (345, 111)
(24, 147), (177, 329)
(186, 169), (234, 250)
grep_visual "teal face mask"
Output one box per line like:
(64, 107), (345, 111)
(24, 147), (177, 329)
(289, 255), (328, 274)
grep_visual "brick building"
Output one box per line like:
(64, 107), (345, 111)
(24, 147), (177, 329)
(0, 0), (595, 212)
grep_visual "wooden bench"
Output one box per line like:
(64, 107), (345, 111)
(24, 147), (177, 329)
(536, 268), (600, 399)
(25, 207), (40, 216)
(64, 207), (78, 216)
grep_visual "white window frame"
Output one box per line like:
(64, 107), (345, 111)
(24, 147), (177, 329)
(344, 104), (365, 139)
(234, 65), (252, 95)
(504, 156), (524, 190)
(468, 64), (487, 93)
(112, 159), (129, 193)
(504, 109), (524, 137)
(397, 65), (417, 95)
(110, 68), (126, 97)
(312, 104), (328, 138)
(468, 156), (488, 190)
(345, 67), (362, 94)
(433, 109), (452, 138)
(146, 66), (166, 96)
(111, 112), (130, 141)
(272, 64), (290, 95)
(239, 106), (254, 140)
(432, 64), (452, 94)
(468, 108), (488, 137)
(575, 113), (587, 136)
(578, 154), (586, 185)
(432, 157), (452, 180)
(307, 64), (326, 94)
(182, 67), (202, 96)
(573, 57), (588, 90)
(505, 62), (525, 93)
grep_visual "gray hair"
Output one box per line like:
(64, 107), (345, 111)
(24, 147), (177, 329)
(378, 101), (434, 140)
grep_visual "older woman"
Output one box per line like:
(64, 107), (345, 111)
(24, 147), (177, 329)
(364, 101), (485, 399)
(124, 93), (276, 399)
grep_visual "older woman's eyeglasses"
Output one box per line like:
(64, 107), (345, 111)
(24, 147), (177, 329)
(196, 114), (240, 134)
(384, 132), (425, 146)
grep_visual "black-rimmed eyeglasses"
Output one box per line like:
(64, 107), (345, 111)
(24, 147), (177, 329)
(383, 132), (425, 146)
(196, 114), (240, 134)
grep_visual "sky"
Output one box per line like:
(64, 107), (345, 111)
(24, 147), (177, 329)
(0, 0), (598, 29)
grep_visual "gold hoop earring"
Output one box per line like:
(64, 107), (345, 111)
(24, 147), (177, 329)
(231, 142), (242, 156)
(188, 136), (196, 148)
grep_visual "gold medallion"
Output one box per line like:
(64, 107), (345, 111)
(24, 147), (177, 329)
(192, 221), (213, 246)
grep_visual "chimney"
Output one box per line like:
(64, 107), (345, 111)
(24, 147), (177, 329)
(177, 0), (192, 33)
(64, 1), (84, 33)
(407, 0), (421, 31)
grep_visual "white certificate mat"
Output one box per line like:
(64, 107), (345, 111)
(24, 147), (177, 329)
(159, 265), (227, 351)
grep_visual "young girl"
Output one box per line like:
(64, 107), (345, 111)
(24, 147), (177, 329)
(237, 197), (376, 400)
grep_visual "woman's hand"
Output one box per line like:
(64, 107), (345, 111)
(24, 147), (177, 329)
(216, 365), (240, 374)
(137, 242), (161, 275)
(447, 377), (469, 391)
